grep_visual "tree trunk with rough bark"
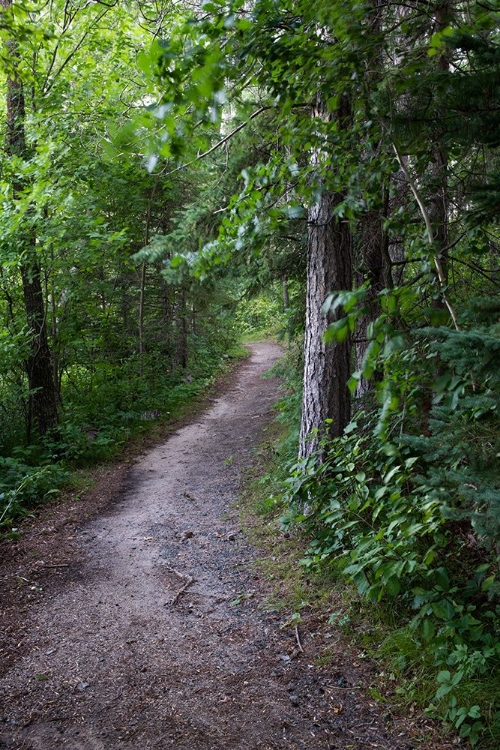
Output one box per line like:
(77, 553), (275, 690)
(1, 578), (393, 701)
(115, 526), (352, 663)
(2, 0), (58, 438)
(299, 188), (352, 459)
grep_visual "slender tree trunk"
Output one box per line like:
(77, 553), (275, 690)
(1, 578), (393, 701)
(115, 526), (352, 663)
(138, 261), (147, 361)
(354, 204), (390, 398)
(49, 264), (62, 404)
(282, 277), (290, 311)
(162, 277), (173, 362)
(353, 0), (391, 398)
(179, 288), (188, 369)
(2, 0), (58, 438)
(429, 4), (451, 287)
(139, 183), (155, 369)
(191, 301), (196, 334)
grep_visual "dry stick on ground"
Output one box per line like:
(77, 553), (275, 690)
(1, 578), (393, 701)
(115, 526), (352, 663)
(171, 575), (194, 606)
(162, 565), (196, 605)
(294, 625), (304, 653)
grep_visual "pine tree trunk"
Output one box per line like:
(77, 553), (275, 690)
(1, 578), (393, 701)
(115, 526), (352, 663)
(138, 261), (147, 363)
(161, 278), (174, 364)
(2, 0), (58, 438)
(299, 188), (352, 459)
(178, 288), (188, 369)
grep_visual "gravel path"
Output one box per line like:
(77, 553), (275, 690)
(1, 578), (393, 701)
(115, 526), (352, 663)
(0, 343), (440, 749)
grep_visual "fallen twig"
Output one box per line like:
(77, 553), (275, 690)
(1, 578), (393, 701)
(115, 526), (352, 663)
(294, 625), (304, 653)
(171, 575), (194, 606)
(163, 565), (187, 579)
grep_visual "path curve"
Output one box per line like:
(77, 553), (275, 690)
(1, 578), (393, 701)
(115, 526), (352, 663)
(1, 343), (416, 749)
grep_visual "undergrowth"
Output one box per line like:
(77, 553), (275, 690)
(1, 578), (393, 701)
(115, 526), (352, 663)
(0, 344), (247, 533)
(239, 345), (500, 748)
(280, 422), (500, 749)
(240, 438), (472, 746)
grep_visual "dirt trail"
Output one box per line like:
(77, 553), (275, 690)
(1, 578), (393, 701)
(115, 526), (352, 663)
(1, 343), (430, 749)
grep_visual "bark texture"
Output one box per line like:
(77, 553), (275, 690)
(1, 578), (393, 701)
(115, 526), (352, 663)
(353, 0), (390, 398)
(299, 188), (352, 459)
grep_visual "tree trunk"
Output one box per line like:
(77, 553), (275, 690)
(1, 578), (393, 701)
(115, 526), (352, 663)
(354, 205), (390, 398)
(299, 188), (352, 459)
(161, 277), (174, 362)
(21, 262), (59, 438)
(2, 0), (58, 438)
(429, 4), (451, 288)
(138, 261), (147, 363)
(282, 277), (290, 311)
(353, 0), (391, 398)
(176, 288), (188, 369)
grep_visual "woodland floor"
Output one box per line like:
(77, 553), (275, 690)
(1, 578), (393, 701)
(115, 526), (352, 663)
(0, 342), (458, 749)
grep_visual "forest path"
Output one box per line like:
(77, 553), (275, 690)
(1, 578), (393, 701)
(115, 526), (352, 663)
(1, 343), (426, 749)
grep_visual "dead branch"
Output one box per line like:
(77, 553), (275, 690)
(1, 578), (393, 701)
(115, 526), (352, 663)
(171, 575), (194, 606)
(294, 625), (304, 653)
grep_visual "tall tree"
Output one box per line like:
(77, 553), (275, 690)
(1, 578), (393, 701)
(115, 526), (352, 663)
(144, 0), (374, 456)
(1, 0), (59, 438)
(299, 99), (353, 458)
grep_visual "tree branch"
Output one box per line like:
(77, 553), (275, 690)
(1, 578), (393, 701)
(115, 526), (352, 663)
(162, 106), (272, 177)
(389, 136), (460, 331)
(42, 7), (112, 96)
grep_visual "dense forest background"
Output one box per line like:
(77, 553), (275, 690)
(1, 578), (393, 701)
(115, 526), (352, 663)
(1, 0), (500, 745)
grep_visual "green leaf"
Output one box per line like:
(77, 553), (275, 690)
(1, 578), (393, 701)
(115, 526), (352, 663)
(432, 600), (452, 620)
(385, 576), (401, 596)
(437, 669), (451, 683)
(324, 317), (350, 343)
(421, 617), (435, 641)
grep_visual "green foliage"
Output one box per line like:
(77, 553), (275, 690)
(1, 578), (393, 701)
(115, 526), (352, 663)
(0, 456), (69, 528)
(138, 1), (500, 744)
(285, 281), (500, 743)
(0, 0), (250, 532)
(0, 333), (236, 528)
(277, 279), (500, 744)
(1, 0), (500, 742)
(282, 423), (500, 744)
(235, 290), (284, 336)
(410, 322), (500, 554)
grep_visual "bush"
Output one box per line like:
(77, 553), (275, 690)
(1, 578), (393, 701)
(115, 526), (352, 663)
(0, 456), (69, 528)
(235, 291), (284, 335)
(282, 418), (500, 746)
